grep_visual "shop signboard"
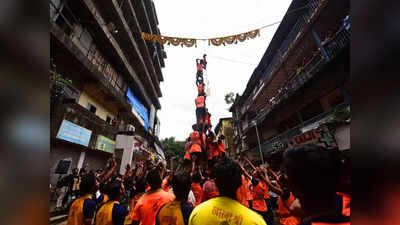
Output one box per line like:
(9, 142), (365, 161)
(288, 125), (337, 149)
(56, 119), (92, 147)
(96, 135), (115, 154)
(126, 88), (149, 130)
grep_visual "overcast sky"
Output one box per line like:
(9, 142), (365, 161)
(154, 0), (292, 141)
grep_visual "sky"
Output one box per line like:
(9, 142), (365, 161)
(154, 0), (292, 141)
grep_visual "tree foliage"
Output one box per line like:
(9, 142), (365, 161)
(224, 92), (235, 105)
(161, 137), (186, 169)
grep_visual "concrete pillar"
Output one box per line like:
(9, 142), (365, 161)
(116, 134), (135, 175)
(77, 152), (86, 170)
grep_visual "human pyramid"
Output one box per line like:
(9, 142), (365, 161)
(183, 54), (226, 171)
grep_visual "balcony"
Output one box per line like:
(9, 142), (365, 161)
(243, 0), (325, 110)
(248, 25), (350, 126)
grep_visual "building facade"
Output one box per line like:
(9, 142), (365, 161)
(230, 0), (350, 165)
(214, 117), (235, 157)
(50, 0), (166, 185)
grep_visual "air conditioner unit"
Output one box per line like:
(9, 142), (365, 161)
(126, 124), (135, 132)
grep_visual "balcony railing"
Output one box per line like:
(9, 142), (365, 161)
(246, 24), (350, 126)
(50, 1), (128, 97)
(244, 0), (324, 109)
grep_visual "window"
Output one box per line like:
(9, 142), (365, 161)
(106, 116), (112, 124)
(87, 103), (97, 114)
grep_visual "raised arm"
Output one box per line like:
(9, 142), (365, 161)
(237, 160), (251, 180)
(260, 167), (283, 195)
(190, 160), (196, 177)
(244, 157), (257, 171)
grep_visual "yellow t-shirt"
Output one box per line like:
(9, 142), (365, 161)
(189, 196), (267, 225)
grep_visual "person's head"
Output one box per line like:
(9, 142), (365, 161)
(135, 179), (146, 193)
(146, 168), (162, 189)
(214, 157), (242, 199)
(171, 171), (192, 201)
(80, 173), (98, 195)
(278, 173), (289, 188)
(72, 168), (78, 176)
(125, 164), (131, 171)
(192, 124), (198, 131)
(206, 160), (217, 178)
(192, 173), (201, 183)
(104, 180), (124, 201)
(283, 144), (342, 213)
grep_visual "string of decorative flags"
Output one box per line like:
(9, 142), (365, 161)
(141, 29), (260, 47)
(140, 1), (323, 47)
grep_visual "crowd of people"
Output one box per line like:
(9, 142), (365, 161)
(59, 143), (350, 225)
(58, 54), (350, 225)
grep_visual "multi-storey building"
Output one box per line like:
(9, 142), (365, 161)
(230, 0), (350, 164)
(50, 0), (166, 185)
(214, 117), (235, 158)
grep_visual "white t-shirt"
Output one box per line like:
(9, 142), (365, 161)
(169, 188), (196, 206)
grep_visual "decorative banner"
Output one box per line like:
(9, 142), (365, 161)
(208, 29), (260, 46)
(142, 33), (197, 47)
(141, 29), (260, 47)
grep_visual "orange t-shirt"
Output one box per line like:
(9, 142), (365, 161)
(336, 192), (350, 217)
(190, 131), (200, 141)
(191, 183), (203, 206)
(236, 175), (250, 207)
(195, 96), (205, 108)
(184, 151), (191, 160)
(251, 180), (268, 212)
(218, 140), (226, 153)
(211, 143), (220, 157)
(198, 84), (204, 94)
(189, 143), (202, 153)
(132, 189), (175, 225)
(278, 192), (301, 225)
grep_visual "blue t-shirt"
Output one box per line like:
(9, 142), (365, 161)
(112, 203), (127, 225)
(83, 198), (97, 219)
(181, 202), (193, 225)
